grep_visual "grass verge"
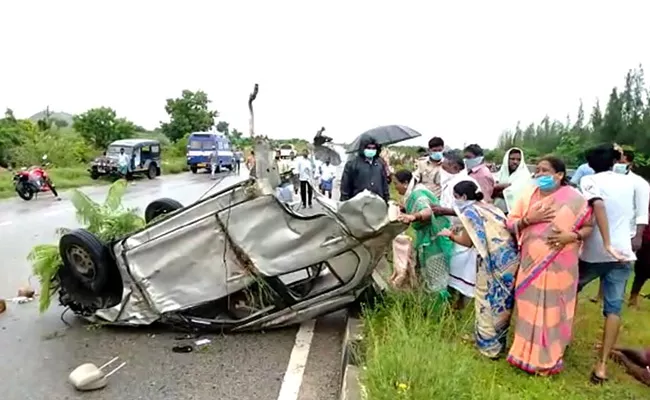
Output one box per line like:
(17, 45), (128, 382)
(0, 157), (189, 199)
(362, 283), (650, 400)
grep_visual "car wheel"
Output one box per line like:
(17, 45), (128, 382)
(190, 164), (198, 174)
(59, 229), (114, 293)
(16, 183), (35, 201)
(144, 198), (184, 223)
(90, 170), (100, 180)
(147, 163), (157, 179)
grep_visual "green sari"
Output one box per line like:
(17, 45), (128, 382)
(405, 184), (454, 297)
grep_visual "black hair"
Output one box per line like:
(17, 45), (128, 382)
(428, 137), (444, 149)
(453, 180), (484, 201)
(443, 150), (464, 170)
(463, 144), (484, 157)
(623, 149), (635, 163)
(538, 155), (569, 185)
(251, 150), (255, 155)
(586, 144), (620, 173)
(394, 169), (412, 184)
(509, 148), (521, 155)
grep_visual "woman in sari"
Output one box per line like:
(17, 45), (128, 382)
(506, 156), (593, 375)
(437, 180), (520, 358)
(393, 170), (454, 298)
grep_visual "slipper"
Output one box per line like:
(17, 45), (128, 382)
(590, 371), (608, 384)
(172, 345), (194, 353)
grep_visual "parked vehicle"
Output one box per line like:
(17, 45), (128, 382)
(187, 132), (234, 173)
(54, 165), (404, 332)
(89, 139), (162, 180)
(278, 144), (296, 159)
(13, 155), (58, 201)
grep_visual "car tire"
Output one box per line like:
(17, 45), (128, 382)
(144, 198), (184, 223)
(90, 170), (100, 180)
(59, 229), (114, 293)
(190, 164), (198, 174)
(147, 163), (157, 179)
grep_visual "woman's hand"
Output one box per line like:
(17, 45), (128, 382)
(437, 228), (453, 237)
(545, 227), (577, 249)
(398, 214), (416, 224)
(526, 202), (555, 224)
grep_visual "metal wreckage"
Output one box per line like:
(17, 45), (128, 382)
(55, 85), (404, 331)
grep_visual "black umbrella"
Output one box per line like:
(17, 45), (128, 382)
(346, 125), (422, 153)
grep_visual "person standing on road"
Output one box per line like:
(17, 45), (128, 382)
(209, 149), (219, 179)
(463, 144), (495, 202)
(117, 148), (130, 177)
(320, 158), (336, 199)
(340, 135), (390, 202)
(235, 152), (242, 174)
(247, 150), (256, 178)
(297, 149), (314, 208)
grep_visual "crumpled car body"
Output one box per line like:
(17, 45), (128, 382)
(57, 174), (404, 332)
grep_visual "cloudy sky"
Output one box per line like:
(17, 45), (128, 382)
(1, 1), (649, 148)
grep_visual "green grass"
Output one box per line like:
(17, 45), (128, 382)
(361, 283), (650, 400)
(0, 157), (189, 199)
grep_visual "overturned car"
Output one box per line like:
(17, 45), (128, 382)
(56, 147), (403, 331)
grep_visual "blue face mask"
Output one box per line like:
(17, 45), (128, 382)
(464, 156), (483, 170)
(430, 151), (443, 161)
(363, 149), (377, 158)
(535, 175), (557, 191)
(613, 163), (628, 174)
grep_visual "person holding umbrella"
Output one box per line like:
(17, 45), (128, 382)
(340, 135), (390, 202)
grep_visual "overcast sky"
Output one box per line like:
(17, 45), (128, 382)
(1, 1), (649, 148)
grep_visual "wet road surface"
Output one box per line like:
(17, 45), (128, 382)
(0, 169), (346, 400)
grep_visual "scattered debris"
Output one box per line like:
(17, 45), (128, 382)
(172, 345), (193, 353)
(0, 299), (6, 314)
(17, 286), (35, 298)
(195, 338), (211, 347)
(9, 296), (34, 304)
(69, 356), (126, 391)
(175, 333), (200, 340)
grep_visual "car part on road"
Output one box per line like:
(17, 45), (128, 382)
(68, 356), (126, 391)
(144, 198), (184, 223)
(172, 345), (194, 353)
(59, 229), (115, 293)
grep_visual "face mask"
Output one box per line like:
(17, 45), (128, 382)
(364, 149), (377, 158)
(464, 156), (483, 170)
(613, 163), (628, 174)
(454, 198), (471, 208)
(535, 175), (557, 191)
(430, 151), (443, 161)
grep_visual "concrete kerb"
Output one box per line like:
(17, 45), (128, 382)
(338, 258), (391, 400)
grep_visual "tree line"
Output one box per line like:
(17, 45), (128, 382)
(490, 65), (650, 173)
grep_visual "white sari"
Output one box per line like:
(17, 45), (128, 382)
(440, 169), (479, 298)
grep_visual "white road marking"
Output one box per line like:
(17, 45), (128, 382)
(0, 220), (13, 227)
(276, 319), (316, 400)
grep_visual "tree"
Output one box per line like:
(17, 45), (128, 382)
(160, 90), (218, 142)
(216, 121), (230, 135)
(0, 109), (23, 167)
(73, 107), (136, 149)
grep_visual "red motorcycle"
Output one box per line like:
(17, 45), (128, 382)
(13, 156), (59, 201)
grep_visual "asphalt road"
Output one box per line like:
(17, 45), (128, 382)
(0, 169), (346, 400)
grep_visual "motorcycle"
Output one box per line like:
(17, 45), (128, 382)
(13, 155), (59, 201)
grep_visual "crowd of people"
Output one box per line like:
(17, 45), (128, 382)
(350, 136), (648, 383)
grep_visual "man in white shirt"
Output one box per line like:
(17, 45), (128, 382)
(296, 149), (314, 208)
(117, 148), (131, 177)
(319, 158), (337, 199)
(578, 144), (645, 383)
